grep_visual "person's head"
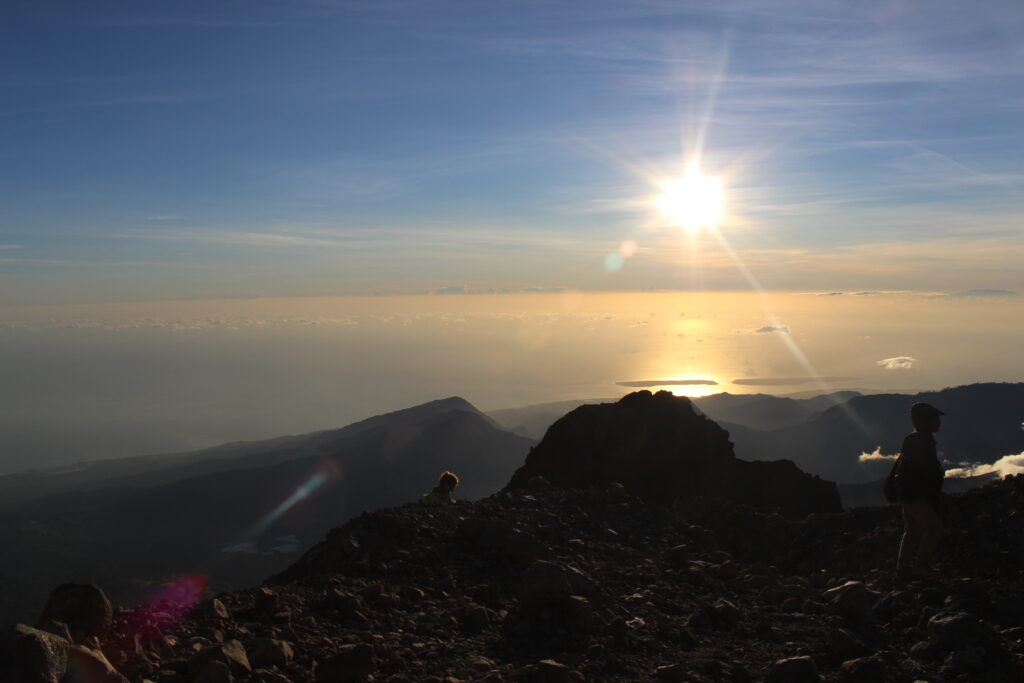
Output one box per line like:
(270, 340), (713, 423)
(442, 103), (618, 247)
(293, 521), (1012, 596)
(438, 471), (460, 493)
(910, 402), (944, 433)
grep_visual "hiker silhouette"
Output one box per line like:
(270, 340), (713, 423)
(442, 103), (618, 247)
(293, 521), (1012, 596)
(892, 402), (945, 584)
(421, 471), (459, 505)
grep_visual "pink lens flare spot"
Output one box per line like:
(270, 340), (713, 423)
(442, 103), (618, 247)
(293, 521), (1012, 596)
(150, 572), (209, 611)
(619, 240), (637, 258)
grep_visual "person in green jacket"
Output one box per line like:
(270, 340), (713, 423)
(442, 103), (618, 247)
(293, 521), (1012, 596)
(421, 471), (459, 505)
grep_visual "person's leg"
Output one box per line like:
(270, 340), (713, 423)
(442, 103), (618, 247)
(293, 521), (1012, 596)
(915, 502), (944, 570)
(897, 502), (924, 578)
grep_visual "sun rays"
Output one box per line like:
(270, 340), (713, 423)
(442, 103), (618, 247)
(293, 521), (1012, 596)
(655, 167), (723, 233)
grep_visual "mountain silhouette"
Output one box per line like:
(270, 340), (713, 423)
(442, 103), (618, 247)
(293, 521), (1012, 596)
(0, 399), (532, 626)
(0, 396), (491, 510)
(507, 390), (841, 519)
(724, 383), (1024, 484)
(488, 391), (862, 439)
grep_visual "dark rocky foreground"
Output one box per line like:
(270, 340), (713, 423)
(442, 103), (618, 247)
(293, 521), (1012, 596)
(5, 474), (1024, 682)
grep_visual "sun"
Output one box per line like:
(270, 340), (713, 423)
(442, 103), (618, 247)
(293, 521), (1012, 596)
(656, 168), (722, 232)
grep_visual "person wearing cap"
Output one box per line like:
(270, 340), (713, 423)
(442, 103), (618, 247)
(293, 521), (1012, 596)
(895, 402), (945, 583)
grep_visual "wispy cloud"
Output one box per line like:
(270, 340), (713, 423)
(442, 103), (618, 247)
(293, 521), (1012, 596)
(617, 379), (718, 387)
(877, 356), (916, 370)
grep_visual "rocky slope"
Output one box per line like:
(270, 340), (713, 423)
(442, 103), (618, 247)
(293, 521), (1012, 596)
(7, 475), (1023, 682)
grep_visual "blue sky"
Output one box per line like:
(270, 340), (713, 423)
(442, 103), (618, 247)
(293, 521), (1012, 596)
(3, 0), (1023, 304)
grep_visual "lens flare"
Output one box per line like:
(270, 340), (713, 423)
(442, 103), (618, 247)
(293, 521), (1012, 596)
(603, 252), (624, 272)
(147, 572), (208, 612)
(242, 456), (343, 541)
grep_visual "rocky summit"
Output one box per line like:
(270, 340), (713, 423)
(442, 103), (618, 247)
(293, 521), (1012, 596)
(507, 391), (841, 519)
(4, 475), (1023, 682)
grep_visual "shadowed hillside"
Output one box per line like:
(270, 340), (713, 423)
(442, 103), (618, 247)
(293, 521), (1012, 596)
(0, 400), (533, 626)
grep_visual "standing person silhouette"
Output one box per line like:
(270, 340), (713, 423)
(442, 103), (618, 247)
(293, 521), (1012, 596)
(895, 402), (945, 584)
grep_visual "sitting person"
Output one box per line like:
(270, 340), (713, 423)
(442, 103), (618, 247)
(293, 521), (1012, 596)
(421, 471), (460, 505)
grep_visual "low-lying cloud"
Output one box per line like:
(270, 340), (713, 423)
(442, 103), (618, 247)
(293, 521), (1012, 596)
(859, 447), (898, 463)
(945, 453), (1024, 479)
(877, 356), (916, 370)
(755, 325), (790, 333)
(616, 379), (718, 388)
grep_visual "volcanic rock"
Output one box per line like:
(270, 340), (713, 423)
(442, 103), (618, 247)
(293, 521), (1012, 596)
(243, 637), (294, 668)
(1, 624), (70, 683)
(823, 581), (880, 621)
(9, 468), (1024, 683)
(65, 643), (129, 682)
(766, 655), (820, 683)
(37, 583), (113, 642)
(506, 391), (840, 518)
(838, 655), (885, 683)
(187, 640), (251, 678)
(314, 643), (376, 682)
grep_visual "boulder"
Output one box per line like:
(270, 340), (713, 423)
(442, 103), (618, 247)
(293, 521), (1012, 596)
(655, 663), (689, 680)
(766, 656), (820, 683)
(823, 582), (880, 621)
(188, 640), (252, 678)
(530, 659), (571, 682)
(244, 638), (294, 668)
(520, 561), (574, 611)
(194, 660), (234, 683)
(315, 644), (376, 682)
(949, 645), (989, 672)
(253, 587), (279, 614)
(1, 624), (70, 683)
(826, 628), (868, 661)
(926, 612), (991, 649)
(463, 604), (491, 630)
(503, 529), (548, 564)
(838, 656), (885, 683)
(65, 644), (129, 683)
(37, 584), (112, 642)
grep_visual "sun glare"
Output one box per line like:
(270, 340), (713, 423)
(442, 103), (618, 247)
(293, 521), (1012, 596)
(656, 169), (722, 232)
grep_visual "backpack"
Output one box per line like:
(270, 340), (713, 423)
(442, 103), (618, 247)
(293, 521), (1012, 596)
(883, 455), (903, 504)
